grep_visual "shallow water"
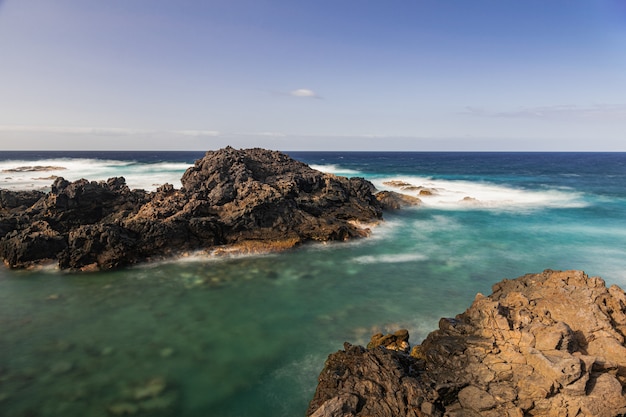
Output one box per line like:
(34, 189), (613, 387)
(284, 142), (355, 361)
(1, 152), (626, 416)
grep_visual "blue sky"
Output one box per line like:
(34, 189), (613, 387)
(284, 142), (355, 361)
(1, 0), (625, 151)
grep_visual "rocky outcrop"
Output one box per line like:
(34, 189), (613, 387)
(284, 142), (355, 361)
(307, 270), (626, 417)
(0, 147), (383, 270)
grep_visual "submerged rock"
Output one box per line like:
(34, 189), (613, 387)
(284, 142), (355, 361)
(0, 147), (383, 270)
(375, 190), (421, 210)
(1, 165), (67, 173)
(307, 270), (626, 417)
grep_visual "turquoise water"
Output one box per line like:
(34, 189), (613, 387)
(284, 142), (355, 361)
(1, 152), (626, 416)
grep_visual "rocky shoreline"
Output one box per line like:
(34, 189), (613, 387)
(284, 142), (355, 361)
(5, 149), (622, 416)
(0, 147), (418, 271)
(306, 270), (626, 417)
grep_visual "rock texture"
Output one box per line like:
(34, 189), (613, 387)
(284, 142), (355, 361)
(307, 270), (626, 417)
(0, 147), (382, 270)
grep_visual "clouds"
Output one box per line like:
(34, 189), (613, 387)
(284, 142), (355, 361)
(463, 104), (626, 121)
(173, 130), (221, 137)
(0, 125), (220, 137)
(289, 89), (321, 99)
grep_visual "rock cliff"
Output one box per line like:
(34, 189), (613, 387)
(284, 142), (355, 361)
(307, 270), (626, 417)
(0, 147), (382, 270)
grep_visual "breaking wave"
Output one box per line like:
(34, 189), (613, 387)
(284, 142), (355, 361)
(309, 164), (362, 176)
(0, 158), (190, 191)
(373, 176), (587, 212)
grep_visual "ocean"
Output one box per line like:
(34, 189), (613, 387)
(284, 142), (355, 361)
(1, 151), (626, 416)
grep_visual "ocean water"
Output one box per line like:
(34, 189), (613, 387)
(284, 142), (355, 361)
(1, 151), (626, 416)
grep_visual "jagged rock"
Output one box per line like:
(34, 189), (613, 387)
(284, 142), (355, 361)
(307, 270), (626, 417)
(0, 147), (383, 270)
(0, 220), (67, 267)
(367, 329), (411, 352)
(308, 343), (425, 417)
(0, 190), (45, 214)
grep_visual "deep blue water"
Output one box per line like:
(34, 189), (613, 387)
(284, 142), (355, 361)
(1, 151), (626, 416)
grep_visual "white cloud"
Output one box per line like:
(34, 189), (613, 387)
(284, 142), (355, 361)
(289, 88), (321, 98)
(0, 125), (149, 135)
(463, 104), (626, 121)
(173, 130), (221, 137)
(249, 131), (288, 138)
(0, 125), (221, 137)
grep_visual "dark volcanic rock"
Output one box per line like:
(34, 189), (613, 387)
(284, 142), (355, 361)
(307, 270), (626, 417)
(308, 343), (425, 417)
(0, 147), (382, 270)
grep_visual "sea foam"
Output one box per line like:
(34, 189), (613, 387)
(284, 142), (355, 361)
(373, 176), (587, 212)
(309, 164), (362, 176)
(0, 158), (189, 191)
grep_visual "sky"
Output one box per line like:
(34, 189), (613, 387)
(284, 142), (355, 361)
(0, 0), (625, 151)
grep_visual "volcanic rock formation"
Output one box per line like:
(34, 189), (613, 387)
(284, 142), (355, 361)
(307, 270), (626, 417)
(0, 147), (382, 270)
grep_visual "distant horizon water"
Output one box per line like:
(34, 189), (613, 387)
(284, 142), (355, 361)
(1, 151), (626, 416)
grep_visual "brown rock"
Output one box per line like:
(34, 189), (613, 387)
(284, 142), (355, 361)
(382, 180), (412, 188)
(375, 191), (421, 210)
(307, 270), (626, 417)
(366, 329), (411, 352)
(458, 385), (496, 412)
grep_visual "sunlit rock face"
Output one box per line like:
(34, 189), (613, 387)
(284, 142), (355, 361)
(307, 270), (626, 417)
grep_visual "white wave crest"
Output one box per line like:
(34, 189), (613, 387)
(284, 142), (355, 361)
(373, 176), (587, 212)
(309, 164), (361, 175)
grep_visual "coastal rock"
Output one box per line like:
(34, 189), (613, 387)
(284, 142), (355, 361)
(0, 190), (45, 213)
(382, 180), (438, 196)
(375, 191), (421, 210)
(1, 165), (67, 173)
(307, 270), (626, 417)
(367, 328), (411, 352)
(0, 147), (383, 270)
(0, 190), (46, 238)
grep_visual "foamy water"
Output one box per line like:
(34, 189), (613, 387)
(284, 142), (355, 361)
(302, 161), (588, 212)
(0, 158), (189, 191)
(309, 164), (362, 176)
(373, 176), (587, 212)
